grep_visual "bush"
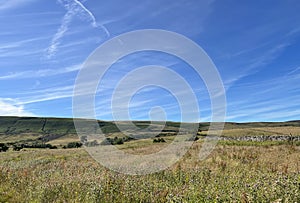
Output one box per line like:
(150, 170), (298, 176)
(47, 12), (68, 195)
(12, 143), (57, 150)
(100, 136), (134, 145)
(66, 142), (83, 148)
(114, 137), (124, 145)
(105, 137), (124, 145)
(13, 144), (23, 151)
(0, 143), (9, 152)
(153, 138), (166, 143)
(49, 145), (58, 149)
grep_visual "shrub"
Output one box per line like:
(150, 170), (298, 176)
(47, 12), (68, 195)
(13, 144), (23, 151)
(114, 137), (124, 145)
(153, 138), (166, 143)
(49, 145), (58, 149)
(66, 142), (83, 148)
(100, 136), (133, 145)
(0, 143), (9, 152)
(12, 143), (57, 150)
(105, 137), (124, 145)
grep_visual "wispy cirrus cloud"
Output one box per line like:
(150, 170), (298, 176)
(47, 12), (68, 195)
(0, 37), (47, 58)
(0, 64), (82, 80)
(0, 85), (74, 116)
(0, 0), (36, 11)
(20, 90), (74, 105)
(0, 37), (43, 50)
(4, 85), (75, 106)
(224, 42), (290, 89)
(224, 70), (300, 121)
(286, 66), (300, 76)
(45, 0), (109, 59)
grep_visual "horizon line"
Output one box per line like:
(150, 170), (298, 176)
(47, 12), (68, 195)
(0, 115), (299, 124)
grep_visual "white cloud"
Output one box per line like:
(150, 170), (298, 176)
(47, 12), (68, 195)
(0, 99), (36, 117)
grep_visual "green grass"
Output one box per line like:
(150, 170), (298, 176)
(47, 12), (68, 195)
(0, 143), (299, 202)
(1, 116), (299, 141)
(0, 134), (42, 143)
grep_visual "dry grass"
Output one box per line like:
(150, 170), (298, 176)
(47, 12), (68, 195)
(46, 134), (79, 145)
(251, 127), (300, 136)
(221, 128), (276, 136)
(0, 141), (299, 202)
(0, 133), (42, 143)
(203, 126), (300, 137)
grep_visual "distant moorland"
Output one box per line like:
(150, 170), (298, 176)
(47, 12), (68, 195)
(0, 116), (300, 148)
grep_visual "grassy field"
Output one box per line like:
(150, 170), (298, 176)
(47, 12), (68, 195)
(0, 117), (299, 202)
(0, 141), (299, 202)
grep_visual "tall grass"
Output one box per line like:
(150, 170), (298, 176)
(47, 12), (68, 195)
(0, 143), (299, 202)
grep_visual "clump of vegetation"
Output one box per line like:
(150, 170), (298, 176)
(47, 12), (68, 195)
(64, 142), (83, 148)
(0, 143), (9, 152)
(100, 136), (134, 145)
(12, 143), (57, 151)
(153, 138), (166, 143)
(104, 137), (124, 145)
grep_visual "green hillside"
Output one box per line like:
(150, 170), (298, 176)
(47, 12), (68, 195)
(1, 116), (300, 135)
(0, 116), (299, 146)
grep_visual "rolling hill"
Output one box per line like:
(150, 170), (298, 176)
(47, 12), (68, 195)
(0, 116), (299, 146)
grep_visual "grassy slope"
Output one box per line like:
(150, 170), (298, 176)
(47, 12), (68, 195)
(0, 116), (300, 145)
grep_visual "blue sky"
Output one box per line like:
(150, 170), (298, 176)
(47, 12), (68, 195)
(0, 0), (300, 122)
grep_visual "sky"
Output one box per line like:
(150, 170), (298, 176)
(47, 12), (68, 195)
(0, 0), (300, 122)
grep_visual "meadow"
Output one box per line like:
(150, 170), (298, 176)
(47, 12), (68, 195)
(0, 141), (299, 202)
(0, 117), (299, 202)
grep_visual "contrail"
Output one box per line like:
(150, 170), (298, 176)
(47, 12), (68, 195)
(46, 10), (73, 59)
(73, 0), (110, 37)
(73, 0), (97, 27)
(45, 0), (109, 59)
